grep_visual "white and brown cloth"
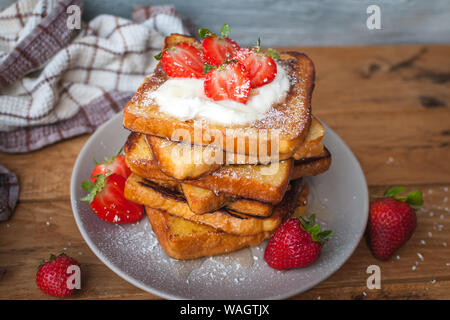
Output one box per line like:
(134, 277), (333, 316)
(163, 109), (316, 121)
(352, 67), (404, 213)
(0, 0), (191, 220)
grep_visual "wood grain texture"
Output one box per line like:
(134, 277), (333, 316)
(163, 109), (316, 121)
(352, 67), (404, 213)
(0, 44), (449, 299)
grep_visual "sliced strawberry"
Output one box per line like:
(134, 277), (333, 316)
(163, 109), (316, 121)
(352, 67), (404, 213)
(199, 24), (240, 66)
(91, 149), (131, 184)
(202, 37), (240, 66)
(160, 42), (204, 78)
(204, 61), (251, 103)
(234, 48), (277, 88)
(81, 173), (143, 224)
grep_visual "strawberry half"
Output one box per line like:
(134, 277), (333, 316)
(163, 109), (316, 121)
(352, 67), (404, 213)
(264, 214), (333, 270)
(81, 172), (143, 223)
(199, 24), (240, 66)
(91, 148), (131, 184)
(234, 40), (279, 88)
(368, 187), (422, 260)
(158, 42), (204, 78)
(204, 61), (251, 103)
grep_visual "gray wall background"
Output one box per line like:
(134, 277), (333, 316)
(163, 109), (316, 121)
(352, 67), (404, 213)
(3, 0), (450, 46)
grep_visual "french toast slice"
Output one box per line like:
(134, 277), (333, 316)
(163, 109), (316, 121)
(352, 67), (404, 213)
(146, 117), (325, 180)
(124, 133), (292, 204)
(125, 173), (304, 236)
(147, 135), (224, 180)
(292, 118), (325, 160)
(123, 34), (314, 156)
(181, 183), (231, 214)
(145, 206), (271, 260)
(181, 183), (273, 216)
(291, 148), (332, 180)
(144, 184), (309, 260)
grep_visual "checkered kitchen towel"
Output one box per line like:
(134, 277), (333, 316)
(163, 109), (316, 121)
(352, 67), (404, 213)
(0, 0), (191, 153)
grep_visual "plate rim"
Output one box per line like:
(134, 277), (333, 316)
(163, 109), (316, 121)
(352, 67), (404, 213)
(70, 112), (369, 300)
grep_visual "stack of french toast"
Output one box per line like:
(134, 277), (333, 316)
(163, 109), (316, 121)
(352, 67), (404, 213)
(121, 34), (331, 259)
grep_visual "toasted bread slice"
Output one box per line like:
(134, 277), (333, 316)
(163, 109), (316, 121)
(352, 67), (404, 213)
(123, 34), (314, 156)
(147, 135), (224, 180)
(124, 133), (292, 204)
(146, 117), (325, 179)
(145, 179), (308, 259)
(181, 183), (231, 214)
(181, 183), (273, 216)
(144, 183), (309, 260)
(225, 198), (273, 217)
(125, 173), (304, 236)
(292, 118), (325, 160)
(145, 207), (271, 260)
(291, 148), (332, 180)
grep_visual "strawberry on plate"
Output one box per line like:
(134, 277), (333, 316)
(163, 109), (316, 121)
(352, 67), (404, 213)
(234, 39), (279, 88)
(204, 61), (251, 103)
(91, 148), (131, 183)
(368, 187), (422, 260)
(81, 172), (143, 223)
(264, 214), (333, 270)
(199, 24), (240, 66)
(36, 253), (80, 297)
(156, 42), (204, 78)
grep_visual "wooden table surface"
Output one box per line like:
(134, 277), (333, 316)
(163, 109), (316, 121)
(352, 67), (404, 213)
(0, 44), (449, 300)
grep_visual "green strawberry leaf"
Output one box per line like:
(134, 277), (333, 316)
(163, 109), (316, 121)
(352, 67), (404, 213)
(250, 37), (261, 52)
(299, 214), (333, 246)
(154, 51), (163, 61)
(382, 186), (424, 209)
(81, 180), (94, 193)
(309, 214), (316, 225)
(220, 24), (231, 38)
(80, 171), (111, 204)
(384, 186), (405, 198)
(266, 48), (280, 59)
(198, 28), (213, 39)
(203, 63), (216, 74)
(38, 259), (45, 268)
(407, 190), (423, 206)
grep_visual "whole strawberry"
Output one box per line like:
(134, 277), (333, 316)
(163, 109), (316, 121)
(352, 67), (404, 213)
(36, 253), (80, 297)
(368, 187), (423, 260)
(264, 215), (333, 270)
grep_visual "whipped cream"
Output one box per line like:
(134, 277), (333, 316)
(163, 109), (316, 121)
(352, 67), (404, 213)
(147, 63), (290, 125)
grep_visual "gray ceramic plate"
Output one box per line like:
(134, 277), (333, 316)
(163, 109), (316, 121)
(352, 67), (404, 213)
(70, 112), (368, 300)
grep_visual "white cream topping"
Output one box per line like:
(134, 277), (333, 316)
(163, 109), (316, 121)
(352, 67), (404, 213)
(147, 63), (290, 125)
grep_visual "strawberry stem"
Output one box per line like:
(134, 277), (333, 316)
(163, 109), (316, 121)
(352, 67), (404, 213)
(80, 171), (112, 204)
(383, 186), (423, 208)
(299, 214), (334, 245)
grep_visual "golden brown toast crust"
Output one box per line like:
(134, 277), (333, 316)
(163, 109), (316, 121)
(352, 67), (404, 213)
(123, 34), (314, 156)
(292, 118), (325, 160)
(145, 117), (324, 180)
(291, 148), (332, 180)
(124, 132), (293, 204)
(181, 183), (273, 217)
(144, 181), (309, 260)
(225, 198), (273, 217)
(145, 206), (270, 260)
(125, 173), (304, 235)
(181, 183), (231, 214)
(147, 135), (224, 180)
